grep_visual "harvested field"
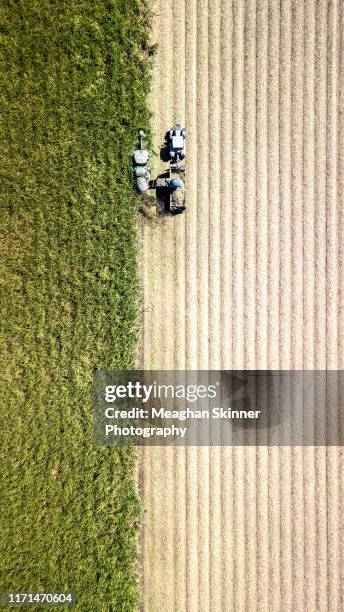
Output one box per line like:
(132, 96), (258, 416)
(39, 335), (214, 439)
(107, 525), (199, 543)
(141, 1), (344, 610)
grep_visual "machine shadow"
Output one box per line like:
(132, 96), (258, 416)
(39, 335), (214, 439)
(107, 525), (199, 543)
(155, 169), (171, 215)
(159, 131), (171, 162)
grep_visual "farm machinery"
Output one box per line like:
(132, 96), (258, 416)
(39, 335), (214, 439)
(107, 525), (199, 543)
(134, 123), (186, 214)
(133, 130), (151, 193)
(166, 123), (186, 213)
(169, 123), (186, 167)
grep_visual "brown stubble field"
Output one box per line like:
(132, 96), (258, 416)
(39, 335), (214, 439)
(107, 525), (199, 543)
(141, 1), (344, 610)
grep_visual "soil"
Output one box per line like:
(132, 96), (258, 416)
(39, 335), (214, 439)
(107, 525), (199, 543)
(141, 1), (344, 610)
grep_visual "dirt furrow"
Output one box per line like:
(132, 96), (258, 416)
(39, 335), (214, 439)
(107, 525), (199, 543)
(184, 1), (199, 610)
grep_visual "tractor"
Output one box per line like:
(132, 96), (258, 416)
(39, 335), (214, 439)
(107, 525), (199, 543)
(169, 123), (186, 168)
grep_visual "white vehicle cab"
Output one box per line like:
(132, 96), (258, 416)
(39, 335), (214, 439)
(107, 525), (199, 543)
(169, 123), (186, 164)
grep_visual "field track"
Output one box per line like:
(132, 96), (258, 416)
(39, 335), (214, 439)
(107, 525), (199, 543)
(141, 1), (344, 610)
